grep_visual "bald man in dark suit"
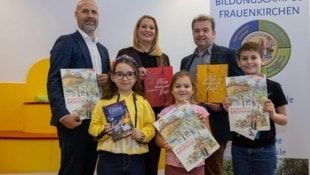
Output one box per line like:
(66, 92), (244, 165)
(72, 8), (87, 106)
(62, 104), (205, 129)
(47, 0), (110, 174)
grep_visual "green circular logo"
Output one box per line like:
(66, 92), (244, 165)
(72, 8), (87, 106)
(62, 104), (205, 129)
(229, 20), (291, 77)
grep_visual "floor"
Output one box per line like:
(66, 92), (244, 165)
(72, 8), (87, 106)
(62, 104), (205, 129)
(0, 170), (165, 175)
(0, 174), (56, 175)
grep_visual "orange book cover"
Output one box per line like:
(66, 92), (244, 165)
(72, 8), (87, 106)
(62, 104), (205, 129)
(144, 66), (173, 107)
(196, 64), (228, 103)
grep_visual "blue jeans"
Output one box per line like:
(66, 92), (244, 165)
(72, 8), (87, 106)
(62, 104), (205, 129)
(232, 144), (277, 175)
(97, 151), (145, 175)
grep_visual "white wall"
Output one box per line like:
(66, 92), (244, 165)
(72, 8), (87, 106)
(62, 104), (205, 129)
(0, 0), (210, 82)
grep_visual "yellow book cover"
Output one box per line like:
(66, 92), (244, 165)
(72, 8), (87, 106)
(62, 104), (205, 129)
(196, 64), (228, 103)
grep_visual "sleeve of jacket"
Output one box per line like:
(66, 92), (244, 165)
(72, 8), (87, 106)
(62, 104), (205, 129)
(138, 98), (156, 143)
(88, 100), (107, 140)
(47, 35), (74, 123)
(180, 54), (192, 71)
(226, 48), (243, 77)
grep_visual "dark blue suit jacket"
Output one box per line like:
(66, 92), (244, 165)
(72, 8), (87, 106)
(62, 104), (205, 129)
(180, 44), (242, 77)
(47, 31), (110, 126)
(180, 43), (243, 142)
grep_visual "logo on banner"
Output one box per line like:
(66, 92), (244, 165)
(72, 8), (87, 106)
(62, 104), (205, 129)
(229, 20), (291, 78)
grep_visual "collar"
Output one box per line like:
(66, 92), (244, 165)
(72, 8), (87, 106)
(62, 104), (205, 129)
(116, 91), (134, 99)
(77, 27), (99, 43)
(194, 44), (213, 57)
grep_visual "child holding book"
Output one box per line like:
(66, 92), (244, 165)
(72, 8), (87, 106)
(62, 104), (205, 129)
(89, 55), (155, 175)
(222, 41), (288, 175)
(155, 71), (211, 175)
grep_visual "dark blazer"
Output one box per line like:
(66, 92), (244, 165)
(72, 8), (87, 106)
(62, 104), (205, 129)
(181, 43), (242, 77)
(47, 31), (110, 126)
(180, 43), (243, 142)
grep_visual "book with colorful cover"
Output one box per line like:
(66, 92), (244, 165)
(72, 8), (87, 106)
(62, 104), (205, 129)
(153, 103), (219, 172)
(196, 64), (228, 103)
(225, 74), (270, 140)
(60, 69), (100, 120)
(103, 101), (134, 141)
(228, 106), (259, 140)
(144, 66), (173, 107)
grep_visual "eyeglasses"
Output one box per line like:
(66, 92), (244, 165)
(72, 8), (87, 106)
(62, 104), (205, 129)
(113, 71), (136, 80)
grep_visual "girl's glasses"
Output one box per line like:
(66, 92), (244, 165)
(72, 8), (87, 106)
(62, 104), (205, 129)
(114, 71), (136, 80)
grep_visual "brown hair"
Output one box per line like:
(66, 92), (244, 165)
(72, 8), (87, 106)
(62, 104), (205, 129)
(237, 42), (260, 60)
(169, 71), (197, 104)
(102, 55), (144, 99)
(191, 14), (215, 31)
(133, 15), (164, 56)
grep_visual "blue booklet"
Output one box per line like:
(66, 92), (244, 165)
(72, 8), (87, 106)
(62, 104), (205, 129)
(103, 101), (134, 141)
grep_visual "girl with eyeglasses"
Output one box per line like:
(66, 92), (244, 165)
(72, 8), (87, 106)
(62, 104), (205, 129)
(89, 55), (155, 175)
(116, 15), (170, 175)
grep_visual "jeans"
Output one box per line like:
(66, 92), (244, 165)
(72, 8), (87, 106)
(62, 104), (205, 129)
(97, 151), (145, 175)
(232, 143), (277, 175)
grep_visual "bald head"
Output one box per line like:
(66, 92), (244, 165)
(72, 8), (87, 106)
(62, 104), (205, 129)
(76, 0), (98, 11)
(75, 0), (99, 36)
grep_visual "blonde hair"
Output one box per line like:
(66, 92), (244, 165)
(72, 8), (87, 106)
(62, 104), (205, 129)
(133, 15), (163, 56)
